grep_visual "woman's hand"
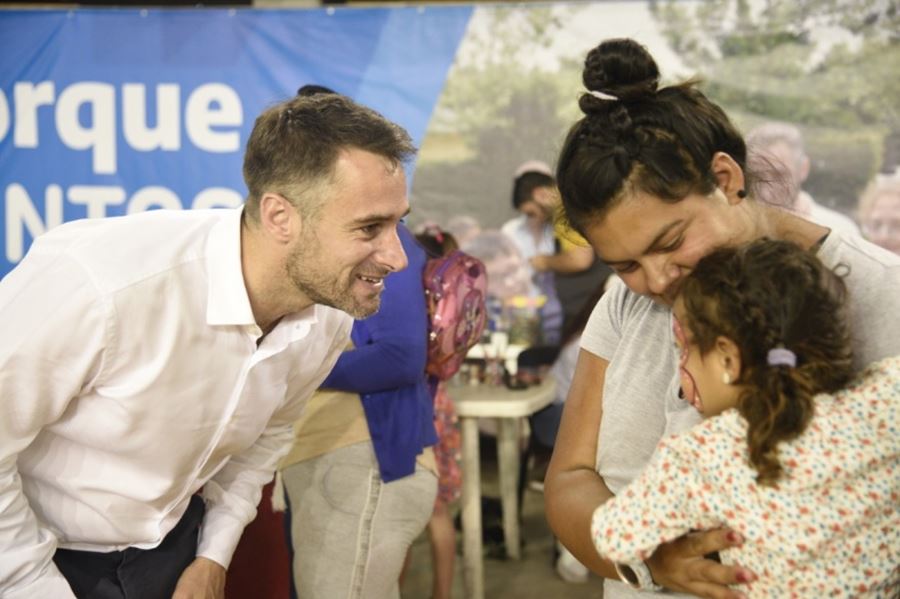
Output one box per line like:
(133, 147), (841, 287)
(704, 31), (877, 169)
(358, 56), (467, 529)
(647, 528), (757, 599)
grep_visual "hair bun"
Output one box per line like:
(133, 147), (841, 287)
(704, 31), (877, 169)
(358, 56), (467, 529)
(581, 38), (660, 113)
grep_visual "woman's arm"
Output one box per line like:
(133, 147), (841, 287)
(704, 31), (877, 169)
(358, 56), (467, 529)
(544, 349), (620, 578)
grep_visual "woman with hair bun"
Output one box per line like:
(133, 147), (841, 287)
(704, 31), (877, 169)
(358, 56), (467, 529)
(543, 37), (900, 599)
(592, 239), (899, 597)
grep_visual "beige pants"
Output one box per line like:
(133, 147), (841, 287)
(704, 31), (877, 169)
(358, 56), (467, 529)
(282, 441), (437, 599)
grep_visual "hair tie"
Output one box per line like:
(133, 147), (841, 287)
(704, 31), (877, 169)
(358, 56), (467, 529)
(425, 224), (444, 244)
(587, 90), (618, 102)
(767, 348), (796, 368)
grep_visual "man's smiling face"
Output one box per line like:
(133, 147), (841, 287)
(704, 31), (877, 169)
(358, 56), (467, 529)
(285, 148), (409, 318)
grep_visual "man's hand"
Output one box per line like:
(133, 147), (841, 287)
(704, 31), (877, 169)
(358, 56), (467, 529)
(530, 255), (551, 272)
(172, 557), (226, 599)
(532, 187), (560, 215)
(647, 528), (757, 599)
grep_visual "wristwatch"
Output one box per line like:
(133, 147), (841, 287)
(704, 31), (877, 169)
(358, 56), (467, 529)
(615, 561), (663, 592)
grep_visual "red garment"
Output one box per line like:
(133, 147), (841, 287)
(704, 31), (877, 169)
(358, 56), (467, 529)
(433, 381), (462, 504)
(224, 481), (291, 599)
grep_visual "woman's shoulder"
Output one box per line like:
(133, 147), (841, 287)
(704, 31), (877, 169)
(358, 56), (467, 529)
(592, 277), (668, 327)
(818, 231), (900, 273)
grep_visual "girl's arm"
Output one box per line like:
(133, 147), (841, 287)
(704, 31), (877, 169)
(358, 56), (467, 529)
(591, 440), (700, 563)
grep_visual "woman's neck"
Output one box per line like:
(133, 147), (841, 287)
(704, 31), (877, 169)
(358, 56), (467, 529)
(759, 203), (830, 251)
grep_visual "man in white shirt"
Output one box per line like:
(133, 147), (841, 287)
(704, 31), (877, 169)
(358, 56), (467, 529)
(0, 93), (414, 599)
(746, 121), (861, 237)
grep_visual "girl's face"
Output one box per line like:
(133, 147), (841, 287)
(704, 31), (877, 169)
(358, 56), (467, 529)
(583, 189), (750, 306)
(672, 299), (741, 418)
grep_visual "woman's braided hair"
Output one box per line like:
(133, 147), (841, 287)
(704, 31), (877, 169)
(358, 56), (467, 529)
(556, 38), (749, 237)
(680, 239), (854, 486)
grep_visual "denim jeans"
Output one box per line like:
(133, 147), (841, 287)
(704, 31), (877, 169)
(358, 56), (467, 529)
(54, 495), (205, 599)
(282, 442), (437, 599)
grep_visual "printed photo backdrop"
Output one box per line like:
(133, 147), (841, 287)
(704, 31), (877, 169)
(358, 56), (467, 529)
(2, 1), (898, 277)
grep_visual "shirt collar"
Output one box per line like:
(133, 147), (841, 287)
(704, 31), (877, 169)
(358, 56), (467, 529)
(205, 207), (256, 326)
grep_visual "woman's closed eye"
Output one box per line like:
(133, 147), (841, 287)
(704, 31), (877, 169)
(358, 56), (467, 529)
(657, 235), (683, 253)
(613, 261), (639, 274)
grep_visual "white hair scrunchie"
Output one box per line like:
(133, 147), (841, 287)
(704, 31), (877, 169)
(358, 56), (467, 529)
(587, 89), (618, 101)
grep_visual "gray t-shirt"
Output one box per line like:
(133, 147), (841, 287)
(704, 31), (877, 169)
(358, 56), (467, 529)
(580, 231), (900, 598)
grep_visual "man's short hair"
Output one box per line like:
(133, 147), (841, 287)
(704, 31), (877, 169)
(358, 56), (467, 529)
(512, 170), (556, 209)
(242, 94), (416, 222)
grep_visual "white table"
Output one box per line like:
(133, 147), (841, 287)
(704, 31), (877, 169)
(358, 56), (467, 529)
(450, 378), (557, 599)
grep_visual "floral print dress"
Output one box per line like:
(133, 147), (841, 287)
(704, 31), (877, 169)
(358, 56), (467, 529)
(591, 356), (900, 597)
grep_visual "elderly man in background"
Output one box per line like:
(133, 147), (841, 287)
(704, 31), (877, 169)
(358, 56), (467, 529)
(746, 121), (861, 237)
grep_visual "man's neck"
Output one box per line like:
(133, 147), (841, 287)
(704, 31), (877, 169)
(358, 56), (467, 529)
(240, 220), (313, 332)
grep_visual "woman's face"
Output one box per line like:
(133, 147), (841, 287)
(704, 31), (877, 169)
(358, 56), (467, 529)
(583, 189), (748, 306)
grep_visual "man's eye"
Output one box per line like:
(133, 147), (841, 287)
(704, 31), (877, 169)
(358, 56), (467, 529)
(360, 224), (380, 236)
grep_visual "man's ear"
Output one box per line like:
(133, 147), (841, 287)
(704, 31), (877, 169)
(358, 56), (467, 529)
(258, 193), (299, 244)
(715, 335), (742, 381)
(711, 152), (746, 205)
(798, 154), (811, 185)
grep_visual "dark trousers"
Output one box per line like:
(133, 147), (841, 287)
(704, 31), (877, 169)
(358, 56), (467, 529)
(54, 495), (205, 599)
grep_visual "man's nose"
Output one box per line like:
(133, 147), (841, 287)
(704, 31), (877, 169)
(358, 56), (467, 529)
(380, 227), (408, 273)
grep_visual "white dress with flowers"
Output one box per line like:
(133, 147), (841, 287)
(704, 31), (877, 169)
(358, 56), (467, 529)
(591, 356), (900, 598)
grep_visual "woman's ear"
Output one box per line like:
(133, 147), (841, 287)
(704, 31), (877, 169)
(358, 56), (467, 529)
(714, 335), (742, 382)
(711, 152), (747, 205)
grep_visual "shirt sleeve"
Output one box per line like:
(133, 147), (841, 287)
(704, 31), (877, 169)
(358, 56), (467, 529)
(579, 276), (627, 361)
(196, 316), (352, 568)
(321, 235), (428, 393)
(0, 251), (109, 599)
(590, 437), (708, 564)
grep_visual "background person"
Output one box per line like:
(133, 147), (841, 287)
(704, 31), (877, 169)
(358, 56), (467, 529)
(411, 225), (465, 599)
(279, 222), (438, 599)
(544, 37), (900, 599)
(857, 172), (900, 255)
(0, 92), (413, 599)
(516, 161), (614, 336)
(592, 239), (899, 597)
(501, 162), (563, 345)
(745, 121), (861, 237)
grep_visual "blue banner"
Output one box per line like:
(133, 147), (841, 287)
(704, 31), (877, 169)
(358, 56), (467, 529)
(0, 7), (472, 276)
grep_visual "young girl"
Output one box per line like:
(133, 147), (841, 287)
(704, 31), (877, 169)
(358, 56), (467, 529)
(591, 239), (899, 597)
(413, 225), (464, 599)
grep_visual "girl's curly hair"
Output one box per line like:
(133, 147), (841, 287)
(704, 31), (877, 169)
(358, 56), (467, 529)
(680, 239), (854, 486)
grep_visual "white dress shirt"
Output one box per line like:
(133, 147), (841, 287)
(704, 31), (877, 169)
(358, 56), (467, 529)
(0, 207), (352, 598)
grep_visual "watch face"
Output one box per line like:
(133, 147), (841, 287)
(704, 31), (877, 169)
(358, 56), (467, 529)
(615, 561), (662, 591)
(618, 563), (640, 585)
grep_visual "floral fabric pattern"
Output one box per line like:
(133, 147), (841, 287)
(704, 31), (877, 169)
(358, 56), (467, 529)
(433, 380), (462, 504)
(592, 356), (900, 597)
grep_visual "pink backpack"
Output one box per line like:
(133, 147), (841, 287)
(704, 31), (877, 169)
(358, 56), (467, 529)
(423, 250), (488, 381)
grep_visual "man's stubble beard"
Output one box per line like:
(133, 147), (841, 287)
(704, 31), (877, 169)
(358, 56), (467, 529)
(285, 240), (380, 319)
